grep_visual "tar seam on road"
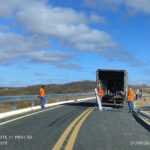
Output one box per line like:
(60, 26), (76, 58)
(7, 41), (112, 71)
(52, 108), (93, 150)
(0, 105), (63, 126)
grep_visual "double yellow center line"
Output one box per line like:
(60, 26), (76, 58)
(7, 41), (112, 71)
(52, 108), (93, 150)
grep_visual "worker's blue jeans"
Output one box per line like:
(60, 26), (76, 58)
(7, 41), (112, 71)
(40, 97), (45, 108)
(128, 101), (134, 112)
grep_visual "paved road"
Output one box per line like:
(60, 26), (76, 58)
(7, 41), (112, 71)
(0, 99), (149, 150)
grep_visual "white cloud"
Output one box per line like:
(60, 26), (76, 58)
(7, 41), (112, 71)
(0, 0), (24, 18)
(126, 0), (150, 13)
(0, 31), (81, 70)
(0, 0), (144, 67)
(83, 0), (150, 14)
(56, 63), (83, 70)
(82, 0), (123, 11)
(0, 0), (117, 55)
(0, 32), (67, 63)
(89, 14), (106, 23)
(14, 1), (116, 52)
(68, 26), (117, 51)
(29, 51), (71, 63)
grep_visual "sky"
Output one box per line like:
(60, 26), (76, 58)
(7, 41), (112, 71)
(0, 0), (150, 87)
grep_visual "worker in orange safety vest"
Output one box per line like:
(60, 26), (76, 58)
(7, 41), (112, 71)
(39, 85), (45, 109)
(128, 88), (135, 112)
(97, 87), (104, 98)
(95, 87), (104, 109)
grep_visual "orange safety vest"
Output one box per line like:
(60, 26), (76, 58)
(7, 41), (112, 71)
(128, 90), (135, 101)
(98, 89), (104, 98)
(39, 87), (45, 97)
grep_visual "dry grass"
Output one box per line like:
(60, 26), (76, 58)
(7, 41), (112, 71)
(134, 87), (150, 107)
(0, 102), (13, 113)
(144, 87), (150, 94)
(0, 94), (94, 113)
(134, 97), (150, 107)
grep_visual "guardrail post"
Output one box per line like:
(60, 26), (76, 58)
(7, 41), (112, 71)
(66, 95), (68, 101)
(46, 98), (48, 104)
(32, 99), (34, 107)
(13, 101), (17, 111)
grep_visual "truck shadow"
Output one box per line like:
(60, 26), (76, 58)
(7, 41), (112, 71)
(132, 112), (150, 132)
(63, 101), (128, 113)
(63, 101), (96, 108)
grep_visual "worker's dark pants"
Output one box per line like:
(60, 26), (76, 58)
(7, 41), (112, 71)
(135, 94), (139, 100)
(128, 101), (134, 112)
(40, 97), (45, 108)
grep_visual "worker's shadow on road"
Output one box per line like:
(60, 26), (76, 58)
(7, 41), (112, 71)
(132, 112), (150, 132)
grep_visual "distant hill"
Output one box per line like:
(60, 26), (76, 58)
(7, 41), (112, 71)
(1, 81), (149, 96)
(0, 81), (96, 96)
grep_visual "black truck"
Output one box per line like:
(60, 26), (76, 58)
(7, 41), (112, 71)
(96, 69), (128, 108)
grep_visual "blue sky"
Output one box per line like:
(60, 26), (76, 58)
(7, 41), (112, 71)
(0, 0), (150, 87)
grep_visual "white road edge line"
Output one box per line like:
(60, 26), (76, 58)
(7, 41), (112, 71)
(0, 105), (63, 126)
(0, 97), (95, 120)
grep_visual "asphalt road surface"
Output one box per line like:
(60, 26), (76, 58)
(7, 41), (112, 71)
(0, 99), (149, 150)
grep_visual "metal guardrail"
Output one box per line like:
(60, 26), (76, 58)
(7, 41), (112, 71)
(134, 106), (150, 128)
(138, 111), (150, 119)
(133, 111), (150, 132)
(142, 94), (150, 97)
(133, 93), (150, 127)
(0, 92), (95, 111)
